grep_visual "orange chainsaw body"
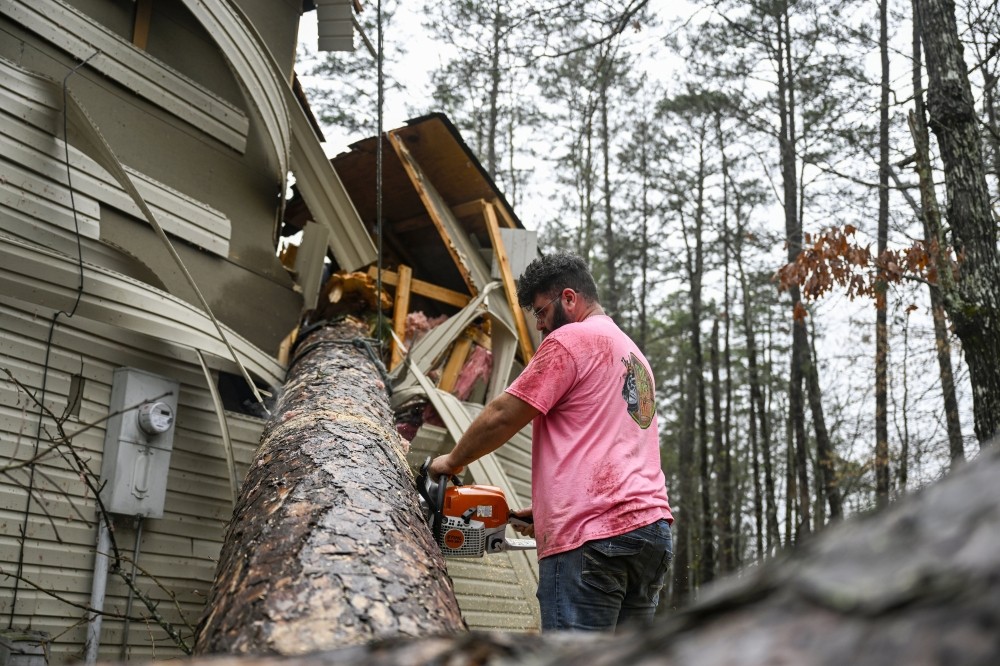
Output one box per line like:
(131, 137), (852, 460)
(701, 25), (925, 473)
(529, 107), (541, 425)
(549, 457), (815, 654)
(442, 485), (509, 529)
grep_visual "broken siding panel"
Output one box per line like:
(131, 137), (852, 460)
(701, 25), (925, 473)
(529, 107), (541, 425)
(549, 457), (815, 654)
(286, 80), (377, 271)
(0, 120), (231, 257)
(0, 56), (232, 256)
(180, 0), (289, 178)
(0, 235), (284, 386)
(0, 0), (250, 152)
(315, 0), (355, 52)
(0, 155), (102, 240)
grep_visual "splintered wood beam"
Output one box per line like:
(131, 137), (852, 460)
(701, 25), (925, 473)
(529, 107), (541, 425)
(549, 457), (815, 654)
(387, 131), (491, 295)
(483, 202), (534, 362)
(367, 267), (471, 309)
(390, 264), (413, 370)
(132, 0), (153, 49)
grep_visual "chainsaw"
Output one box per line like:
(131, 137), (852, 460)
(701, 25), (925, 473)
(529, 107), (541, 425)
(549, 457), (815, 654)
(416, 457), (536, 557)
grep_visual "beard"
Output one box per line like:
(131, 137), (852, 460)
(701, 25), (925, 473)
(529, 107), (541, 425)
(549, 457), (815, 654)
(542, 300), (571, 338)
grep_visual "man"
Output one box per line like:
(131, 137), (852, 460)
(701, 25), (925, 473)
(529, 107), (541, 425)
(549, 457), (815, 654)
(429, 253), (673, 631)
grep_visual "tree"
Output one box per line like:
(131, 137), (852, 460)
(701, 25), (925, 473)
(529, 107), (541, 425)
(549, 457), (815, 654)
(419, 0), (541, 204)
(874, 0), (892, 507)
(909, 0), (965, 468)
(914, 0), (1000, 444)
(195, 320), (463, 654)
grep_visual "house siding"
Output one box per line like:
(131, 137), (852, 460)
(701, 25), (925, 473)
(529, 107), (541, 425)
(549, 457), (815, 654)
(0, 297), (265, 663)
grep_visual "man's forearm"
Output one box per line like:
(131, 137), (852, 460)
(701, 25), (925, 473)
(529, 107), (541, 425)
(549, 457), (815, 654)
(431, 393), (538, 476)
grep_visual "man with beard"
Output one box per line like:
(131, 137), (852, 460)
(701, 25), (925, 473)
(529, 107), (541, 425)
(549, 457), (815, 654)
(429, 252), (673, 632)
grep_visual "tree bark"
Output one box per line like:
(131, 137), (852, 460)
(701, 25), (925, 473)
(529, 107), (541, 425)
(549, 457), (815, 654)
(194, 319), (465, 655)
(875, 0), (892, 507)
(910, 0), (966, 467)
(915, 0), (1000, 444)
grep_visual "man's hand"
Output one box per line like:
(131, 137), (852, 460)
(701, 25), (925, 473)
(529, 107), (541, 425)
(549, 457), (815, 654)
(429, 453), (464, 479)
(510, 507), (534, 538)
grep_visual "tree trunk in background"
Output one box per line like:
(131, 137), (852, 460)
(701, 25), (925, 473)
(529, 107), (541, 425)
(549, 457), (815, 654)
(737, 251), (779, 555)
(910, 0), (965, 468)
(673, 366), (694, 606)
(695, 134), (715, 587)
(916, 0), (1000, 444)
(195, 319), (464, 655)
(710, 320), (733, 575)
(638, 117), (652, 351)
(718, 117), (737, 573)
(775, 5), (811, 542)
(806, 326), (842, 523)
(875, 0), (892, 508)
(600, 75), (621, 319)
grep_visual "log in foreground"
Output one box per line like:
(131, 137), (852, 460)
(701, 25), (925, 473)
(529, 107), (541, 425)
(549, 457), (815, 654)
(193, 441), (1000, 664)
(194, 319), (465, 655)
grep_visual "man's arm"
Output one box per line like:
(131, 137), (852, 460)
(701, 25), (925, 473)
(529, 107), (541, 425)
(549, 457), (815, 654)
(428, 392), (539, 478)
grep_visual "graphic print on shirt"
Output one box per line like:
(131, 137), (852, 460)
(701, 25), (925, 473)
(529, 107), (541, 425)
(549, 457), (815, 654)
(621, 353), (655, 428)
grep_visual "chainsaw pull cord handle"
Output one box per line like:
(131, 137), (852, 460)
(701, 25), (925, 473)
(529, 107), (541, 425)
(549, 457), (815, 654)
(418, 457), (460, 542)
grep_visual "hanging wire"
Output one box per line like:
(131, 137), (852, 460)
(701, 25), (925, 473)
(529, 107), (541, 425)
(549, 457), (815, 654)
(9, 51), (97, 627)
(374, 0), (385, 352)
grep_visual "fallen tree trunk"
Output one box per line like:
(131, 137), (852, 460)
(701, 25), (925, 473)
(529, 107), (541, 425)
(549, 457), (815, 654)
(194, 318), (465, 655)
(194, 436), (1000, 663)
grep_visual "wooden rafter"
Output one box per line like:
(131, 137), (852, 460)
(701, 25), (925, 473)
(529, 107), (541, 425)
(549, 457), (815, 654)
(132, 0), (153, 49)
(387, 131), (491, 296)
(483, 202), (534, 362)
(367, 267), (471, 309)
(390, 264), (413, 370)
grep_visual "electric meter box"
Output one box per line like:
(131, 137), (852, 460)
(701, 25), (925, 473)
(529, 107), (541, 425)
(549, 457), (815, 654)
(99, 368), (180, 518)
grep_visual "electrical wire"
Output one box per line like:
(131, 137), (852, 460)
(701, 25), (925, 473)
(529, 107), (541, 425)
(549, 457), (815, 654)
(375, 0), (385, 352)
(8, 51), (97, 628)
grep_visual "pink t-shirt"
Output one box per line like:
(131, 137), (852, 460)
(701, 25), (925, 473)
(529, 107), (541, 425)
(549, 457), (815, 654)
(506, 314), (672, 558)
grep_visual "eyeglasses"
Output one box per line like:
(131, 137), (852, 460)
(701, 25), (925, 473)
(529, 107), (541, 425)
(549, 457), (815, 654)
(526, 294), (561, 320)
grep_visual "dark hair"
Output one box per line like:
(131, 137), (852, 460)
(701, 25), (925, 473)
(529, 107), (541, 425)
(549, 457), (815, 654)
(515, 253), (600, 307)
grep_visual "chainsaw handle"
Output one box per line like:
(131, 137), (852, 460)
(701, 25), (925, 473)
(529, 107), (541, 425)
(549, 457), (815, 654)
(508, 513), (533, 528)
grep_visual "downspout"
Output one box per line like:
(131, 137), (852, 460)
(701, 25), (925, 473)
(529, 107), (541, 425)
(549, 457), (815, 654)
(84, 515), (112, 665)
(119, 518), (144, 660)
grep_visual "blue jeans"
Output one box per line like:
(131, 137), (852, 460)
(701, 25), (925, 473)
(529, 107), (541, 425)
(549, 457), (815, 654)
(537, 519), (673, 631)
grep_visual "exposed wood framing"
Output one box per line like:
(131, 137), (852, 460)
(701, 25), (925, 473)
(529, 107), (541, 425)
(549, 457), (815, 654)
(391, 264), (413, 370)
(368, 267), (471, 309)
(132, 0), (153, 49)
(387, 131), (490, 295)
(438, 335), (474, 393)
(483, 202), (534, 363)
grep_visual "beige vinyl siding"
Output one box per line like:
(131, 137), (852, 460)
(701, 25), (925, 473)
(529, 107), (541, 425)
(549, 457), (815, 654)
(0, 0), (250, 152)
(0, 55), (233, 258)
(0, 297), (266, 664)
